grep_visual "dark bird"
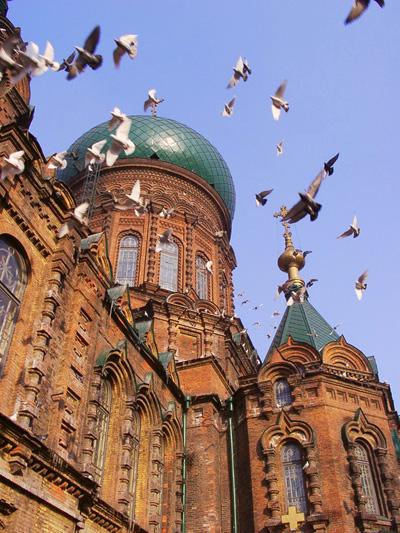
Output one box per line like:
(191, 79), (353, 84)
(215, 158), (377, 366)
(306, 278), (318, 288)
(283, 154), (339, 224)
(345, 0), (384, 25)
(58, 51), (76, 72)
(255, 189), (273, 207)
(68, 26), (103, 80)
(337, 215), (360, 239)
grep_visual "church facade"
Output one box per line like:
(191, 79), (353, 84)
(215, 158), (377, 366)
(0, 5), (399, 533)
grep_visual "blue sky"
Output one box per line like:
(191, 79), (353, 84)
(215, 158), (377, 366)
(9, 0), (400, 406)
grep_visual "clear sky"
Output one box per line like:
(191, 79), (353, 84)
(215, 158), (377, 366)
(8, 0), (400, 406)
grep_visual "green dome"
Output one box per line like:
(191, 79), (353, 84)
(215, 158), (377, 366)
(58, 115), (235, 217)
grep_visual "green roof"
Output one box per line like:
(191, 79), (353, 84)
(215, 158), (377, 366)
(266, 298), (339, 359)
(58, 115), (235, 218)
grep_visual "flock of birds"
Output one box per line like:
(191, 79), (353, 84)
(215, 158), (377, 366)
(0, 1), (385, 343)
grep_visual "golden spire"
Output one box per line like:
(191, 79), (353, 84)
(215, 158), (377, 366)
(273, 206), (305, 286)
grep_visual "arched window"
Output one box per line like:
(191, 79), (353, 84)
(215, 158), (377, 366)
(128, 412), (141, 518)
(115, 235), (139, 287)
(275, 379), (293, 408)
(354, 443), (380, 514)
(196, 255), (208, 299)
(93, 379), (112, 482)
(0, 237), (27, 368)
(159, 241), (178, 291)
(281, 442), (307, 513)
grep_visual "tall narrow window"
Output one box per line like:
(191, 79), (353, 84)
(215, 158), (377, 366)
(93, 379), (112, 481)
(275, 379), (293, 408)
(0, 238), (27, 368)
(282, 442), (307, 513)
(196, 255), (208, 299)
(354, 443), (380, 514)
(115, 235), (139, 287)
(159, 241), (178, 291)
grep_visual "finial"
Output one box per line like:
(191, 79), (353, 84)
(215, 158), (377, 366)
(274, 205), (305, 286)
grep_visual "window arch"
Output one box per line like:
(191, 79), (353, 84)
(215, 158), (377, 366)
(159, 241), (178, 291)
(275, 379), (293, 408)
(196, 255), (208, 299)
(0, 237), (27, 368)
(115, 235), (139, 287)
(281, 442), (307, 513)
(93, 379), (112, 482)
(354, 442), (380, 515)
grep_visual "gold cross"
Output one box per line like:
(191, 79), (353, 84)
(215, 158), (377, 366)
(273, 205), (291, 232)
(281, 506), (305, 531)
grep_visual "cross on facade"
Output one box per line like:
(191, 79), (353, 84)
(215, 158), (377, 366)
(281, 506), (305, 531)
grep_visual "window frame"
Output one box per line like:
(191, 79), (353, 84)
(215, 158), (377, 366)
(274, 378), (293, 408)
(195, 254), (209, 300)
(115, 234), (140, 287)
(281, 441), (308, 514)
(159, 239), (179, 292)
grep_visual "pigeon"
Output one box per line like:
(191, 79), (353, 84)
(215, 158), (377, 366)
(266, 333), (272, 339)
(47, 151), (68, 170)
(329, 324), (342, 335)
(126, 180), (142, 205)
(85, 139), (107, 169)
(159, 207), (175, 219)
(252, 304), (264, 310)
(106, 116), (135, 167)
(287, 286), (306, 306)
(18, 42), (48, 77)
(355, 271), (368, 300)
(0, 33), (22, 72)
(306, 278), (318, 288)
(337, 215), (360, 239)
(271, 310), (281, 317)
(237, 292), (245, 297)
(133, 199), (150, 217)
(274, 284), (287, 300)
(68, 26), (103, 80)
(276, 141), (284, 156)
(108, 107), (127, 131)
(252, 322), (262, 327)
(57, 51), (76, 72)
(241, 299), (250, 305)
(270, 80), (289, 121)
(144, 89), (164, 114)
(113, 34), (138, 67)
(40, 41), (59, 71)
(206, 260), (213, 274)
(155, 228), (173, 252)
(222, 97), (236, 117)
(0, 150), (25, 180)
(345, 0), (384, 24)
(58, 202), (89, 238)
(255, 189), (273, 207)
(283, 154), (339, 224)
(227, 56), (251, 89)
(215, 230), (226, 238)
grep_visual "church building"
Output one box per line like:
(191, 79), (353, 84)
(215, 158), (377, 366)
(0, 4), (399, 532)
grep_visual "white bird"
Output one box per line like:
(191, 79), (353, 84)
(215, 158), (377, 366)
(276, 140), (284, 156)
(155, 228), (173, 253)
(40, 41), (59, 71)
(355, 271), (368, 301)
(144, 89), (164, 114)
(270, 80), (289, 121)
(287, 286), (306, 306)
(47, 151), (68, 170)
(85, 139), (107, 169)
(126, 179), (141, 205)
(227, 56), (251, 88)
(206, 260), (213, 274)
(108, 107), (127, 132)
(222, 97), (236, 117)
(106, 117), (135, 167)
(19, 42), (48, 77)
(0, 33), (22, 71)
(0, 150), (25, 180)
(337, 215), (361, 239)
(58, 202), (89, 238)
(113, 34), (138, 67)
(159, 207), (175, 219)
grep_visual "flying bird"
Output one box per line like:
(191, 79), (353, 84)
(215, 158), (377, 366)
(113, 34), (138, 67)
(255, 189), (273, 207)
(283, 154), (339, 224)
(58, 202), (89, 238)
(355, 271), (368, 300)
(85, 139), (107, 169)
(271, 310), (281, 317)
(241, 299), (250, 305)
(287, 286), (306, 306)
(47, 151), (68, 170)
(276, 141), (284, 156)
(222, 97), (236, 117)
(126, 179), (141, 205)
(345, 0), (384, 24)
(18, 42), (49, 77)
(252, 304), (264, 310)
(155, 228), (173, 253)
(206, 260), (213, 274)
(329, 324), (342, 335)
(337, 215), (360, 239)
(40, 41), (60, 71)
(270, 80), (289, 121)
(108, 107), (127, 131)
(159, 207), (175, 219)
(0, 150), (25, 180)
(106, 116), (135, 167)
(68, 26), (103, 80)
(57, 51), (76, 72)
(0, 33), (22, 72)
(227, 56), (251, 89)
(306, 278), (318, 288)
(144, 89), (164, 114)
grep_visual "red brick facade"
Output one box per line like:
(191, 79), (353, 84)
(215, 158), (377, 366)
(0, 8), (399, 533)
